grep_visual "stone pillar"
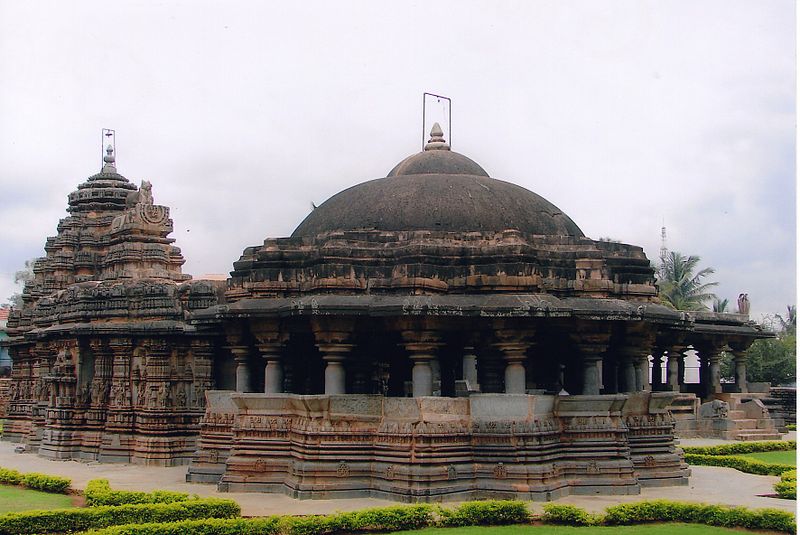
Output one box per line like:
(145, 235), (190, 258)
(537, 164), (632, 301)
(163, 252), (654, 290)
(311, 319), (356, 396)
(620, 356), (637, 393)
(493, 327), (533, 395)
(732, 349), (748, 393)
(259, 343), (283, 394)
(492, 341), (529, 394)
(228, 347), (251, 393)
(667, 348), (682, 392)
(462, 346), (479, 390)
(89, 340), (113, 408)
(108, 338), (133, 407)
(571, 329), (611, 396)
(651, 350), (664, 390)
(708, 350), (723, 395)
(404, 343), (440, 397)
(698, 354), (708, 396)
(317, 344), (353, 395)
(694, 341), (716, 399)
(636, 356), (650, 391)
(190, 339), (214, 408)
(583, 356), (601, 395)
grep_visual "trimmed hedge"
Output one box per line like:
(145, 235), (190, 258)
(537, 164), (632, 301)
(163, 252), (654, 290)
(91, 517), (281, 535)
(437, 500), (530, 527)
(85, 479), (193, 507)
(775, 470), (797, 500)
(541, 503), (601, 526)
(787, 424), (796, 431)
(684, 453), (795, 476)
(683, 440), (796, 456)
(276, 504), (434, 535)
(91, 505), (435, 535)
(603, 500), (796, 534)
(87, 499), (797, 535)
(0, 497), (240, 535)
(0, 467), (71, 493)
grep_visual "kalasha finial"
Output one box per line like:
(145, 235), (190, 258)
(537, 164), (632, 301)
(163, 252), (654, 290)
(103, 144), (115, 164)
(424, 122), (450, 151)
(101, 128), (116, 170)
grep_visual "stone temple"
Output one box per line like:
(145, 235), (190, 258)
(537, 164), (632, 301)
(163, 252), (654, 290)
(3, 124), (775, 501)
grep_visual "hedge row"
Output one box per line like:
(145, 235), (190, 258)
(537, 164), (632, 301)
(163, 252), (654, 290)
(0, 467), (71, 493)
(787, 424), (796, 431)
(543, 500), (796, 534)
(90, 499), (797, 535)
(0, 497), (240, 535)
(89, 502), (522, 535)
(684, 453), (795, 476)
(775, 470), (797, 500)
(85, 479), (193, 507)
(682, 440), (796, 456)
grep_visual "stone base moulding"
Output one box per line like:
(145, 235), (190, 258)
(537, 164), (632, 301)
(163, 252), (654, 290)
(187, 390), (688, 502)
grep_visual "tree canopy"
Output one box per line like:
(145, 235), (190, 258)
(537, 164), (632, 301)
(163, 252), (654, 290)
(657, 251), (719, 311)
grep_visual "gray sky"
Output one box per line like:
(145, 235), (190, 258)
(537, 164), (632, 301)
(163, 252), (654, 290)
(0, 1), (795, 321)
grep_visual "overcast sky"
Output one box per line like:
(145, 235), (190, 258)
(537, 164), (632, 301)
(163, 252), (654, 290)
(0, 1), (795, 322)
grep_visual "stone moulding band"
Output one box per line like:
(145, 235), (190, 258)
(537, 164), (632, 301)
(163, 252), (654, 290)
(187, 390), (689, 501)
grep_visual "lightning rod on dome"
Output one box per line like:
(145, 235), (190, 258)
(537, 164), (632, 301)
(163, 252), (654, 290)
(422, 92), (451, 151)
(101, 128), (116, 170)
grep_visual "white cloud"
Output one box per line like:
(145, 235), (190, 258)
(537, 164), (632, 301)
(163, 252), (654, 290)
(0, 0), (794, 319)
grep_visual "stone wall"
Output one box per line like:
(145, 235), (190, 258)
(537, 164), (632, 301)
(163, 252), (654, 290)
(188, 391), (687, 501)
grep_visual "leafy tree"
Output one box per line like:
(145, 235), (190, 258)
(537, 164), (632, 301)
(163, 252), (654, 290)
(724, 307), (797, 386)
(657, 251), (719, 311)
(4, 259), (35, 308)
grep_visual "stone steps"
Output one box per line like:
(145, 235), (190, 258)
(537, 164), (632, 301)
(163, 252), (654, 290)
(734, 431), (783, 441)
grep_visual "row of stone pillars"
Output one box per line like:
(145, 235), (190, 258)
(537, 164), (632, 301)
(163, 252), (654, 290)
(650, 345), (749, 394)
(226, 334), (656, 397)
(226, 324), (750, 398)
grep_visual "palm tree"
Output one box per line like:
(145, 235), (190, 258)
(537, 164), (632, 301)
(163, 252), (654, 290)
(712, 297), (729, 313)
(657, 251), (718, 311)
(775, 305), (796, 334)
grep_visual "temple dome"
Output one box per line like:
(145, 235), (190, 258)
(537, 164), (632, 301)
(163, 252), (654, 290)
(67, 145), (137, 213)
(291, 124), (584, 238)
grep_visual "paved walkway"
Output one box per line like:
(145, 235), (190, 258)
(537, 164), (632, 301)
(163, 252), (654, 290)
(0, 436), (794, 516)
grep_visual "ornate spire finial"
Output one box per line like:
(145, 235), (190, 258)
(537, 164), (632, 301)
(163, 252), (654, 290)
(424, 122), (450, 151)
(101, 128), (116, 171)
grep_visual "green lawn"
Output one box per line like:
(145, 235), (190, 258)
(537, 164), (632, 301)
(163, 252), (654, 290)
(396, 524), (772, 535)
(0, 485), (75, 513)
(737, 450), (797, 466)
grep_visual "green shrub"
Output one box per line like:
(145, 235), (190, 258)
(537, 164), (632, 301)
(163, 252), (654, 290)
(683, 441), (796, 456)
(775, 470), (797, 500)
(0, 468), (22, 486)
(437, 500), (530, 527)
(52, 498), (800, 535)
(0, 497), (240, 534)
(278, 504), (434, 535)
(0, 467), (70, 493)
(20, 472), (71, 493)
(349, 504), (434, 531)
(787, 424), (796, 431)
(684, 453), (795, 476)
(603, 500), (796, 534)
(85, 479), (192, 507)
(91, 517), (281, 535)
(541, 503), (600, 526)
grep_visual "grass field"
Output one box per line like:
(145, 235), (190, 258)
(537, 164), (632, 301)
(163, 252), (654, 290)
(0, 485), (75, 514)
(737, 450), (797, 466)
(395, 524), (769, 535)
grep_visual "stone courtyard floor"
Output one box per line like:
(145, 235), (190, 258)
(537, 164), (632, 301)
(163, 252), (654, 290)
(0, 434), (794, 516)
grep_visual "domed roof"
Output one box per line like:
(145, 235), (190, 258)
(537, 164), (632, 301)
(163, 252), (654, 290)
(291, 124), (584, 238)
